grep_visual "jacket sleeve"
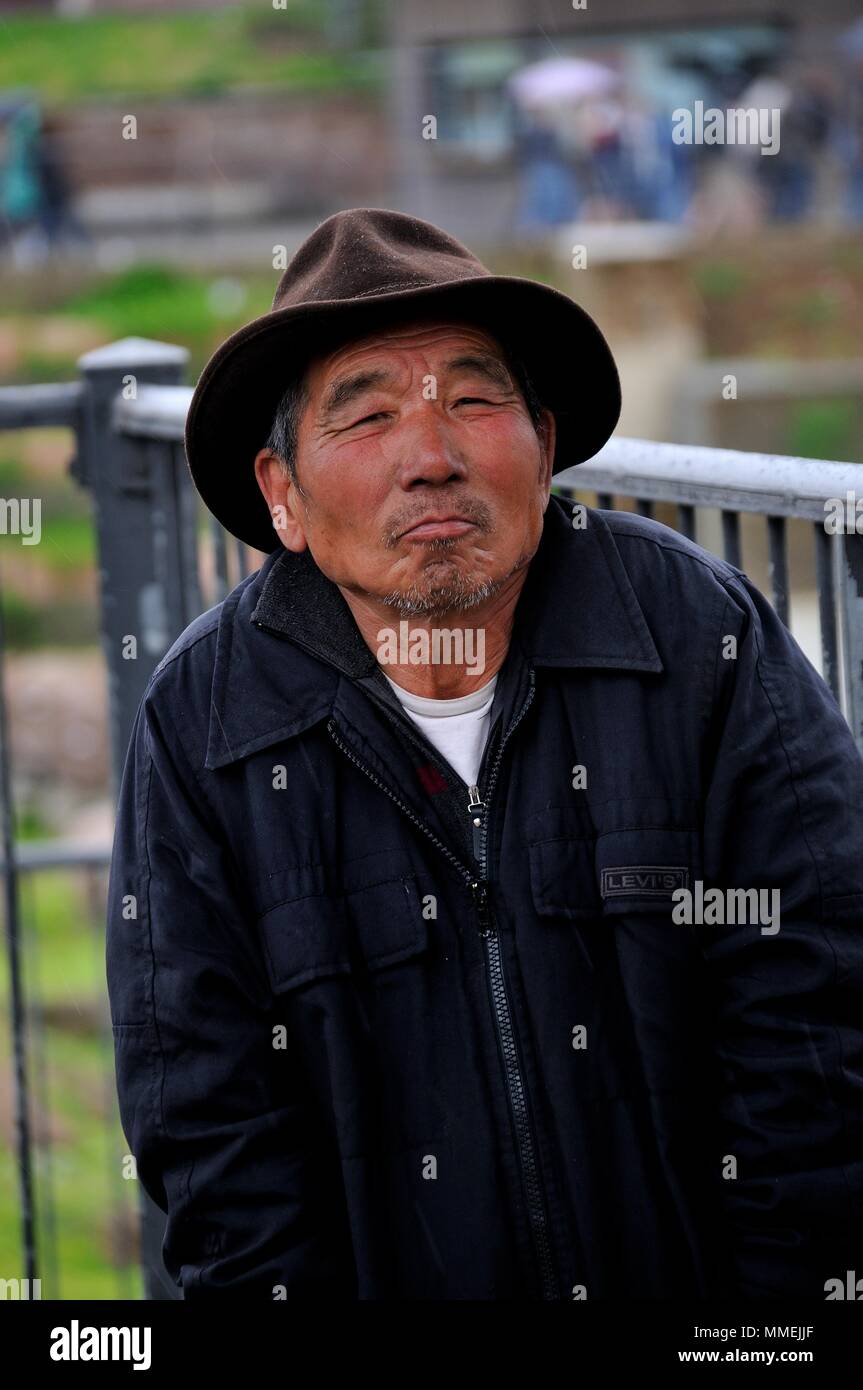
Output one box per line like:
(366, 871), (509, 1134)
(700, 570), (863, 1298)
(105, 678), (357, 1298)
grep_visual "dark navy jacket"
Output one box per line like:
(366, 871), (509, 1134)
(105, 494), (863, 1300)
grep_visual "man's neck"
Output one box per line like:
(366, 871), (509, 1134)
(338, 569), (528, 699)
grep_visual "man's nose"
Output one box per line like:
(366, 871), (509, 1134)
(398, 406), (468, 487)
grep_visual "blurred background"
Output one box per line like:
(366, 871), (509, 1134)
(0, 0), (861, 1299)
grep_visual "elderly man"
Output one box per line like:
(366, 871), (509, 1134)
(106, 208), (863, 1301)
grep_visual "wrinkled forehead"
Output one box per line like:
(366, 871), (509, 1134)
(307, 315), (508, 386)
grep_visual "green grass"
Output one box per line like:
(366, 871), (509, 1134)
(0, 456), (96, 647)
(19, 879), (105, 1003)
(787, 399), (861, 463)
(14, 801), (55, 842)
(0, 866), (144, 1298)
(692, 259), (750, 300)
(58, 263), (273, 354)
(0, 4), (382, 103)
(1, 504), (98, 649)
(789, 288), (842, 329)
(0, 264), (279, 386)
(31, 512), (94, 572)
(2, 590), (86, 649)
(15, 351), (82, 385)
(0, 456), (27, 490)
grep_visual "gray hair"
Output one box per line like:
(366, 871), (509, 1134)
(264, 374), (311, 494)
(263, 334), (547, 491)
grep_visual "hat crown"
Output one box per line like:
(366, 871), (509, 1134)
(271, 207), (491, 312)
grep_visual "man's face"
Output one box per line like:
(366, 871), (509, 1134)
(254, 318), (556, 619)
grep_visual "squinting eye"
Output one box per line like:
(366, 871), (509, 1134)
(456, 397), (492, 405)
(350, 411), (388, 427)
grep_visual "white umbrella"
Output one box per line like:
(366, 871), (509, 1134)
(508, 56), (620, 109)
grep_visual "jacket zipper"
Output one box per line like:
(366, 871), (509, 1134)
(327, 670), (560, 1302)
(464, 671), (559, 1303)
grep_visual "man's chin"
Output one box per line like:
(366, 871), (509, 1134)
(377, 557), (530, 618)
(371, 544), (535, 619)
(378, 574), (502, 620)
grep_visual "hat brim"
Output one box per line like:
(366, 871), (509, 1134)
(184, 275), (621, 554)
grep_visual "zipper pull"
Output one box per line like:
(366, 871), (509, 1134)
(470, 878), (493, 937)
(468, 784), (484, 859)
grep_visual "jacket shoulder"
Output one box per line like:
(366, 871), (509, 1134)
(591, 506), (768, 666)
(597, 508), (740, 583)
(150, 603), (221, 683)
(148, 564), (265, 689)
(139, 566), (269, 756)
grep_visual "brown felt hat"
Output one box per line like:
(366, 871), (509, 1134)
(184, 207), (621, 553)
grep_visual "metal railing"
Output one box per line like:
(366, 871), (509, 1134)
(1, 337), (861, 1300)
(557, 436), (863, 744)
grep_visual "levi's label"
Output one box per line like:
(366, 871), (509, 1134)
(600, 865), (690, 898)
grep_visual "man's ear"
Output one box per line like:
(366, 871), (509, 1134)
(537, 407), (556, 494)
(253, 449), (308, 553)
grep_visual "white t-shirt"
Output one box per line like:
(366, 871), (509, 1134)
(382, 672), (498, 788)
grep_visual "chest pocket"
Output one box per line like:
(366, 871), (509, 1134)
(256, 868), (429, 994)
(528, 808), (702, 922)
(595, 825), (701, 918)
(527, 809), (710, 1100)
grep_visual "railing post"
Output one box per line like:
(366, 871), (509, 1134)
(836, 530), (863, 757)
(72, 337), (194, 793)
(72, 337), (193, 1301)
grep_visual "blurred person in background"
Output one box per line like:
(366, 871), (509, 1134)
(35, 111), (92, 259)
(512, 104), (580, 234)
(0, 99), (42, 262)
(838, 27), (863, 221)
(0, 100), (90, 263)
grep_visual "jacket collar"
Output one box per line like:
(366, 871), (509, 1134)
(204, 494), (663, 770)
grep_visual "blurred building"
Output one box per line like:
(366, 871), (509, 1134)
(390, 0), (863, 241)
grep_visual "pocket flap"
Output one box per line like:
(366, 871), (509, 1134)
(347, 874), (429, 968)
(257, 892), (351, 992)
(528, 835), (600, 920)
(596, 826), (699, 914)
(257, 873), (428, 992)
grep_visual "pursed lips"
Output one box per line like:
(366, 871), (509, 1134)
(399, 515), (477, 540)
